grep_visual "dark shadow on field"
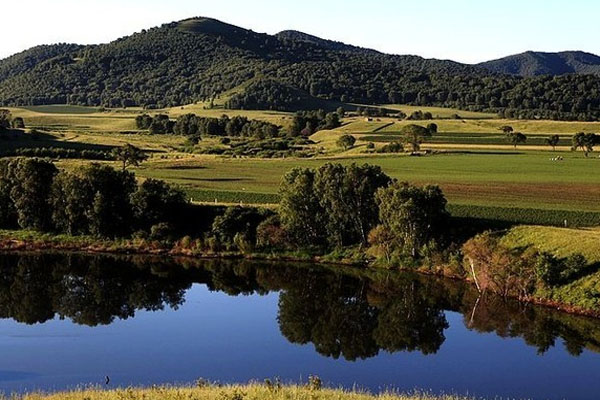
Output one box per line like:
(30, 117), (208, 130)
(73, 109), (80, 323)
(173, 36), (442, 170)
(436, 150), (526, 156)
(0, 129), (115, 153)
(156, 165), (207, 170)
(178, 177), (249, 183)
(0, 129), (165, 155)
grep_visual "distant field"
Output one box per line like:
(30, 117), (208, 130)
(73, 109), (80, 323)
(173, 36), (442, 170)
(379, 104), (497, 119)
(6, 104), (600, 222)
(126, 152), (600, 213)
(21, 105), (102, 114)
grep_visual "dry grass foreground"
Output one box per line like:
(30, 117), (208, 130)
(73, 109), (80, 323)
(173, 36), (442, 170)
(14, 384), (479, 400)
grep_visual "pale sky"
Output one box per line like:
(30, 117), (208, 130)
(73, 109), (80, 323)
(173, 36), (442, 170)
(1, 0), (598, 63)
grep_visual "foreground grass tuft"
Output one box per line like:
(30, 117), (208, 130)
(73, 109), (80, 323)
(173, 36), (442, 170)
(16, 384), (475, 400)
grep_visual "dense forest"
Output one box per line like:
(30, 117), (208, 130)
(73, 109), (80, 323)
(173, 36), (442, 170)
(1, 17), (600, 120)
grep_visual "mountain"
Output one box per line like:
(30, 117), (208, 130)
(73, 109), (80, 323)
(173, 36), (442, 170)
(0, 17), (599, 120)
(478, 51), (600, 77)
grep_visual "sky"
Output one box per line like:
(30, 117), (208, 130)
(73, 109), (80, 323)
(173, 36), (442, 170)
(1, 0), (599, 63)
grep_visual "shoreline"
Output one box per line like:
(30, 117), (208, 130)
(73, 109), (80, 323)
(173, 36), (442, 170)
(1, 231), (599, 320)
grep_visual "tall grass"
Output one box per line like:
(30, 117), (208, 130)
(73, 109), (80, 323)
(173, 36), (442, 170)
(16, 384), (476, 400)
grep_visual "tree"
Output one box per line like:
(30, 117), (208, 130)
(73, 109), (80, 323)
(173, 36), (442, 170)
(426, 123), (438, 134)
(279, 168), (326, 246)
(130, 178), (187, 231)
(0, 110), (11, 131)
(401, 124), (432, 152)
(336, 134), (356, 150)
(374, 182), (449, 258)
(84, 164), (137, 237)
(0, 160), (17, 228)
(135, 114), (153, 129)
(506, 132), (527, 149)
(571, 132), (598, 157)
(112, 144), (148, 171)
(324, 112), (341, 129)
(314, 163), (391, 246)
(50, 171), (94, 235)
(499, 126), (514, 134)
(545, 135), (560, 151)
(336, 107), (346, 118)
(11, 117), (25, 129)
(8, 158), (58, 231)
(173, 113), (199, 135)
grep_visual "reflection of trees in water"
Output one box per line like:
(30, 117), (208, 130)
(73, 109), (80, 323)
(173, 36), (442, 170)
(460, 292), (600, 357)
(0, 254), (191, 326)
(1, 254), (600, 359)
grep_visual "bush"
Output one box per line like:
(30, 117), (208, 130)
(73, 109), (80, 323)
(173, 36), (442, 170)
(256, 215), (289, 250)
(377, 141), (404, 153)
(149, 222), (175, 242)
(210, 207), (273, 250)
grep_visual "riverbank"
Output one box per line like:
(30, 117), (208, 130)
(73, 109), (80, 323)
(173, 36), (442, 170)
(16, 384), (476, 400)
(1, 225), (600, 319)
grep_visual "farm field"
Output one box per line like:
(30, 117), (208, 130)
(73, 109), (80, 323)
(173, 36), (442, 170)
(125, 152), (600, 213)
(5, 104), (600, 217)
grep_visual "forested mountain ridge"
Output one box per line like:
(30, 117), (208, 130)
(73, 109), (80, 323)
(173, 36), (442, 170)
(1, 17), (600, 120)
(479, 51), (600, 77)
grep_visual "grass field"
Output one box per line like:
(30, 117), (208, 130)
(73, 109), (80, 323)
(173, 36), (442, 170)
(5, 104), (600, 220)
(17, 384), (475, 400)
(503, 225), (600, 263)
(124, 151), (600, 212)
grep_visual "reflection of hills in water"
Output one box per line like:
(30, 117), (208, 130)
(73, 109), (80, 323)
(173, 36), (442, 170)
(1, 253), (599, 359)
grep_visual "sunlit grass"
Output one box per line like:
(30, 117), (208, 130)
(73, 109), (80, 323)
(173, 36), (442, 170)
(17, 384), (477, 400)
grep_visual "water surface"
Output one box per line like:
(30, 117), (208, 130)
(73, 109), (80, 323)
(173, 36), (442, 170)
(1, 253), (599, 399)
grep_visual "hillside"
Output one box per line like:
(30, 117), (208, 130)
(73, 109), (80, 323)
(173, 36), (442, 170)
(0, 17), (600, 119)
(479, 51), (600, 77)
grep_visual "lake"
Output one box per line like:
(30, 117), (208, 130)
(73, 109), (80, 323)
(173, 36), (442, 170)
(0, 252), (599, 399)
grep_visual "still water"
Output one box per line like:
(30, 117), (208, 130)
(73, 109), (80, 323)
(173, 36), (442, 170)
(0, 253), (599, 399)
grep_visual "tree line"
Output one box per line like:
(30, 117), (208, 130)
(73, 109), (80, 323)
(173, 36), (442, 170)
(0, 158), (187, 238)
(136, 113), (282, 138)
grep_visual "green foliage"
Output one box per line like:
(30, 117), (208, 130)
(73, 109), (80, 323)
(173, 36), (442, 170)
(315, 163), (391, 246)
(149, 114), (175, 134)
(210, 206), (273, 250)
(401, 124), (432, 152)
(7, 147), (113, 160)
(11, 117), (25, 129)
(506, 131), (527, 148)
(377, 141), (404, 153)
(290, 110), (342, 136)
(1, 19), (600, 120)
(112, 144), (148, 171)
(571, 132), (599, 156)
(278, 168), (325, 247)
(279, 163), (391, 248)
(135, 114), (153, 129)
(131, 178), (188, 231)
(336, 134), (356, 150)
(0, 160), (17, 228)
(0, 109), (11, 131)
(375, 182), (449, 258)
(545, 134), (560, 150)
(7, 158), (58, 230)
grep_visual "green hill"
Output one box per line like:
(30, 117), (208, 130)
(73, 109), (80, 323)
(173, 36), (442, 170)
(479, 51), (600, 77)
(1, 18), (600, 119)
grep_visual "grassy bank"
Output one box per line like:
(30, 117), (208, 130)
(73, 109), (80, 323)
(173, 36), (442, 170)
(15, 384), (475, 400)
